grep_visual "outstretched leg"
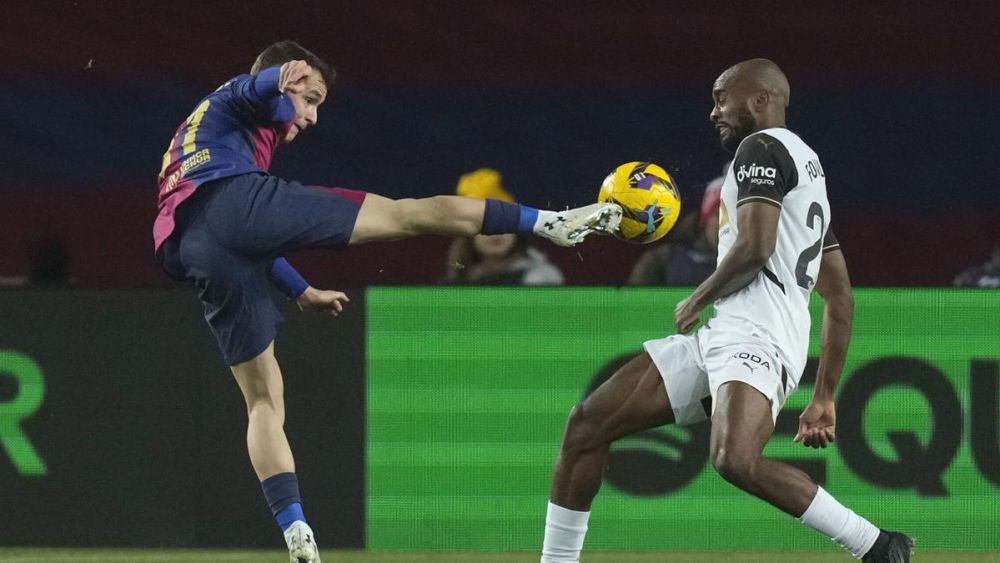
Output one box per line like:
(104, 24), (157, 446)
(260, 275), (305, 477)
(231, 342), (320, 563)
(350, 194), (620, 247)
(542, 352), (674, 563)
(351, 194), (488, 240)
(551, 352), (675, 510)
(710, 381), (904, 561)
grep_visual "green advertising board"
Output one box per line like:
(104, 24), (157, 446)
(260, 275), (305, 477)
(367, 288), (1000, 552)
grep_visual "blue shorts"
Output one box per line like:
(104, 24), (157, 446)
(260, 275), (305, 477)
(156, 173), (366, 365)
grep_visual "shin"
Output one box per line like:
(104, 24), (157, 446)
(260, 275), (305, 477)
(231, 342), (295, 480)
(350, 194), (486, 243)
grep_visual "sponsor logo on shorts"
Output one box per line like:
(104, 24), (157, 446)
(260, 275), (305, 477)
(731, 351), (771, 371)
(736, 163), (777, 186)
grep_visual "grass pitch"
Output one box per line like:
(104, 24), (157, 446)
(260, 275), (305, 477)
(0, 551), (999, 562)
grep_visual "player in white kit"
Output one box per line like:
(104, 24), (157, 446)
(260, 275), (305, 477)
(540, 59), (913, 562)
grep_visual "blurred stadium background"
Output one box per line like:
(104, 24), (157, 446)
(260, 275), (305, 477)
(1, 1), (998, 561)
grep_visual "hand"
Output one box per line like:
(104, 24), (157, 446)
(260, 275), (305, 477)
(674, 295), (703, 334)
(278, 60), (313, 94)
(794, 399), (836, 448)
(295, 286), (350, 317)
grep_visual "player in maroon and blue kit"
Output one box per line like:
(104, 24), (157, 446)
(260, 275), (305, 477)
(154, 41), (620, 562)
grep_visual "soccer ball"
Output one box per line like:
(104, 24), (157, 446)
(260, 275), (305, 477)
(598, 162), (681, 244)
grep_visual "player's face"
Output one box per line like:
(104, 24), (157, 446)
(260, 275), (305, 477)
(472, 233), (517, 259)
(710, 79), (756, 152)
(283, 69), (328, 144)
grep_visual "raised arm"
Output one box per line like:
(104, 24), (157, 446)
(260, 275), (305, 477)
(794, 238), (852, 448)
(233, 61), (310, 122)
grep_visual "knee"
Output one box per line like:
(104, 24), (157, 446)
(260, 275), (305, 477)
(246, 398), (285, 426)
(242, 381), (285, 419)
(247, 393), (284, 413)
(562, 402), (609, 453)
(710, 445), (758, 487)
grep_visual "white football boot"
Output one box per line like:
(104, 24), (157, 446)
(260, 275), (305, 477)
(284, 520), (321, 563)
(537, 203), (623, 247)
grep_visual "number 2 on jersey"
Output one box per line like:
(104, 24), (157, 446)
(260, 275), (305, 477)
(795, 202), (825, 290)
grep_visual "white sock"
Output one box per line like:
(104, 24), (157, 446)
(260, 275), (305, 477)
(799, 486), (880, 559)
(541, 501), (590, 563)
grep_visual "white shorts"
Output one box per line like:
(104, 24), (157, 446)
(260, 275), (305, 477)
(642, 327), (794, 426)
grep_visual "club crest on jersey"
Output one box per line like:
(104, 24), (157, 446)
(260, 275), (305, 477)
(736, 163), (777, 186)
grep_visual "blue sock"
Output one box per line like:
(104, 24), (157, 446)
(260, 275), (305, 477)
(482, 199), (538, 234)
(517, 206), (539, 233)
(276, 502), (305, 531)
(261, 472), (306, 531)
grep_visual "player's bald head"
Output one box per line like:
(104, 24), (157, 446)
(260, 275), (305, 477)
(710, 59), (790, 151)
(715, 58), (790, 108)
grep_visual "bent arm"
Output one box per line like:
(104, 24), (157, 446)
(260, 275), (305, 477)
(236, 67), (295, 122)
(812, 248), (854, 400)
(686, 201), (779, 308)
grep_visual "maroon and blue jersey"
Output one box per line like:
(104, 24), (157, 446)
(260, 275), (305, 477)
(153, 67), (295, 250)
(152, 66), (372, 365)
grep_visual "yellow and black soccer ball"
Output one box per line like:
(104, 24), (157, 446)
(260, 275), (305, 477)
(598, 162), (681, 244)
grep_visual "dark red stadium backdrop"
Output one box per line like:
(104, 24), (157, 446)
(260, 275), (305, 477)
(1, 1), (998, 286)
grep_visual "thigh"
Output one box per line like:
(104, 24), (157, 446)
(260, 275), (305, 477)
(710, 380), (775, 458)
(177, 227), (282, 366)
(643, 333), (712, 425)
(580, 352), (675, 442)
(348, 193), (408, 244)
(202, 174), (366, 257)
(703, 341), (788, 424)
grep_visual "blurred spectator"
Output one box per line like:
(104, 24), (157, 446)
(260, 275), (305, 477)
(442, 168), (564, 286)
(953, 245), (1000, 288)
(628, 165), (726, 286)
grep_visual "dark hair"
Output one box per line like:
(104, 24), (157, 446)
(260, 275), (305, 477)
(251, 40), (336, 87)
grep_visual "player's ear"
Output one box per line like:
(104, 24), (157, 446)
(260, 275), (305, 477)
(753, 89), (770, 111)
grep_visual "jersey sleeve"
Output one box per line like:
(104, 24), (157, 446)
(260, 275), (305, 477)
(733, 133), (799, 209)
(269, 257), (309, 299)
(233, 67), (296, 123)
(822, 228), (840, 253)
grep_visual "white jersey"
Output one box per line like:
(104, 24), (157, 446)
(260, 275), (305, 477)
(710, 127), (839, 378)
